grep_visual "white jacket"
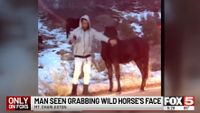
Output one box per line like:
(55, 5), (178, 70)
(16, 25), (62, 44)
(68, 15), (109, 56)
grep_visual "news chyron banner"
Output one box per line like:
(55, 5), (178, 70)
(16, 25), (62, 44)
(6, 96), (194, 111)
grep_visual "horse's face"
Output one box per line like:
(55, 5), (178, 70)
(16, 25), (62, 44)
(104, 26), (118, 39)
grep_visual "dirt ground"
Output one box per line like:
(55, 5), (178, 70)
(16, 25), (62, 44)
(97, 87), (161, 96)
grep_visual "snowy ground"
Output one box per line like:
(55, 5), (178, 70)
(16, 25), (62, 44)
(38, 9), (161, 96)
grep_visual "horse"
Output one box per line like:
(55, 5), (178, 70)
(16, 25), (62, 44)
(66, 18), (79, 38)
(101, 26), (149, 92)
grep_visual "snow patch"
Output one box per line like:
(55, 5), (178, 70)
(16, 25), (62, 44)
(111, 8), (156, 21)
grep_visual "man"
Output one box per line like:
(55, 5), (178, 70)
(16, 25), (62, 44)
(68, 15), (117, 96)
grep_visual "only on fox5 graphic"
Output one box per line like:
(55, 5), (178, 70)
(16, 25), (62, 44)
(164, 96), (195, 106)
(6, 96), (31, 111)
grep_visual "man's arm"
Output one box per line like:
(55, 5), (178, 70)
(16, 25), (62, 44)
(92, 29), (109, 43)
(93, 29), (117, 46)
(68, 30), (77, 45)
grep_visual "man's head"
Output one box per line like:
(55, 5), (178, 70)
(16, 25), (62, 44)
(81, 18), (89, 31)
(104, 26), (118, 39)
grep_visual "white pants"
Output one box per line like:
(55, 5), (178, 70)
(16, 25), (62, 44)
(72, 57), (91, 85)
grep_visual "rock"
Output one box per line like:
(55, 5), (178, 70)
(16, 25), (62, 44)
(56, 49), (71, 55)
(56, 49), (74, 61)
(43, 44), (58, 49)
(38, 65), (43, 69)
(40, 34), (55, 40)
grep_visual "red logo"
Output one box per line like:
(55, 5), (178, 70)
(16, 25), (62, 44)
(6, 96), (31, 111)
(184, 96), (195, 106)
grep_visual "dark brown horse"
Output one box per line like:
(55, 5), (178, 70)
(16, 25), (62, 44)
(101, 26), (149, 92)
(66, 18), (79, 38)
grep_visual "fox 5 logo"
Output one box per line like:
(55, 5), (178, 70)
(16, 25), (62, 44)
(164, 96), (194, 106)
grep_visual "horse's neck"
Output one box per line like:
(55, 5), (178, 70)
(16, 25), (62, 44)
(101, 41), (111, 49)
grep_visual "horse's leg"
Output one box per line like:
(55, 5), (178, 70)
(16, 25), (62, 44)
(105, 62), (113, 92)
(114, 63), (121, 92)
(135, 59), (148, 91)
(141, 60), (148, 91)
(143, 59), (149, 90)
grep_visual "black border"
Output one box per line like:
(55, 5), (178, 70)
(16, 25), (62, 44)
(161, 0), (165, 96)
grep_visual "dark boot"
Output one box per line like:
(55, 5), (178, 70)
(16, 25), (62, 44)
(82, 84), (89, 96)
(70, 84), (77, 96)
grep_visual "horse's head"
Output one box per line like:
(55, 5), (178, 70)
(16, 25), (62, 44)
(104, 26), (118, 39)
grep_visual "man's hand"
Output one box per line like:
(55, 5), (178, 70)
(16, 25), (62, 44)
(109, 39), (117, 46)
(69, 36), (76, 44)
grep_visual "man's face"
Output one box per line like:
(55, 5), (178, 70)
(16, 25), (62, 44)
(81, 19), (89, 30)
